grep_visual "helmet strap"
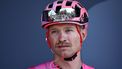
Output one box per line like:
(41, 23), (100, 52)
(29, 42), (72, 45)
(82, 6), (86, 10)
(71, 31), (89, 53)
(64, 52), (77, 61)
(75, 25), (83, 47)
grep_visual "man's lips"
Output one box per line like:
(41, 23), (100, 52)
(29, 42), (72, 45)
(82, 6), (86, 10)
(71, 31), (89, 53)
(57, 45), (70, 48)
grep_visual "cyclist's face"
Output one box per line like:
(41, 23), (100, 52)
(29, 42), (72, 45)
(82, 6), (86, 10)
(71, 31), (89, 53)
(47, 24), (86, 58)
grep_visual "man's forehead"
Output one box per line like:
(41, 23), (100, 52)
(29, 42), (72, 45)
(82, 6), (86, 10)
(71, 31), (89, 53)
(48, 24), (76, 30)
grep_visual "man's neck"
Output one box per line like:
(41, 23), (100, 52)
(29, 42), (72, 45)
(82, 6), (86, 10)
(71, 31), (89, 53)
(54, 52), (82, 69)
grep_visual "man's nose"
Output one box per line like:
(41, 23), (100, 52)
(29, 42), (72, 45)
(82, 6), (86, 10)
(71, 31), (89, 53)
(58, 32), (67, 42)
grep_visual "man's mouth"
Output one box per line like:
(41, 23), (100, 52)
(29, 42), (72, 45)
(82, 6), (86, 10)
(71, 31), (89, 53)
(57, 45), (70, 48)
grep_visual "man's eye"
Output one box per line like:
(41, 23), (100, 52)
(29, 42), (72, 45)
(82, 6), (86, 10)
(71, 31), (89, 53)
(65, 29), (73, 32)
(51, 30), (57, 34)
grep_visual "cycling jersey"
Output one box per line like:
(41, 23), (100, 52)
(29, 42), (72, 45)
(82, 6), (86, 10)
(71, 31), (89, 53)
(28, 61), (94, 69)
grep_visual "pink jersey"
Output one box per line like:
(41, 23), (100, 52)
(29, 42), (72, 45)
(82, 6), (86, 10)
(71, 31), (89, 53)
(28, 61), (94, 69)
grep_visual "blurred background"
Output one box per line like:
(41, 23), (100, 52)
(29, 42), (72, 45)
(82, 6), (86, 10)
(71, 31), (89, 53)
(1, 0), (122, 69)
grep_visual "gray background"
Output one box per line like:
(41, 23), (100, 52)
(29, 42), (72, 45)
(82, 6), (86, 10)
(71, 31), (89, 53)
(1, 0), (122, 69)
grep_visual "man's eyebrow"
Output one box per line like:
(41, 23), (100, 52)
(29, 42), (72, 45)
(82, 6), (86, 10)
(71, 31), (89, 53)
(49, 28), (58, 31)
(65, 26), (75, 29)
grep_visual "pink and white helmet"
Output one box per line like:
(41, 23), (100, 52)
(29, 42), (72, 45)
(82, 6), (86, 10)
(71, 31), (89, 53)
(41, 0), (89, 29)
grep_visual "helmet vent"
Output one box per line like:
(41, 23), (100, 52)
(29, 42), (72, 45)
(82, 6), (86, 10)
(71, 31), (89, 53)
(42, 10), (49, 21)
(56, 6), (61, 13)
(66, 1), (72, 6)
(83, 13), (88, 22)
(57, 1), (63, 4)
(75, 5), (80, 17)
(48, 3), (53, 8)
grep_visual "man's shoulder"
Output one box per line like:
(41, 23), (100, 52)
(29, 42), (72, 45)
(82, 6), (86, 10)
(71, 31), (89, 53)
(83, 63), (95, 69)
(28, 61), (52, 69)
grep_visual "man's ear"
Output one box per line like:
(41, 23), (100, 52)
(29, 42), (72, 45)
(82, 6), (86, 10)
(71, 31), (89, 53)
(46, 31), (51, 48)
(81, 24), (88, 41)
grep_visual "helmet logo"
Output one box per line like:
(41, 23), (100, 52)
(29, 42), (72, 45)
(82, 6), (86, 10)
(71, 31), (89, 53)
(48, 8), (76, 22)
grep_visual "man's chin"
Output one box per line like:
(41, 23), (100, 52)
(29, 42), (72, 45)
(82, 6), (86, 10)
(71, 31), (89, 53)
(60, 53), (74, 58)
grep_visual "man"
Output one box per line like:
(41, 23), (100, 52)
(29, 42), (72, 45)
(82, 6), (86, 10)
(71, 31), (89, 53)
(29, 0), (94, 69)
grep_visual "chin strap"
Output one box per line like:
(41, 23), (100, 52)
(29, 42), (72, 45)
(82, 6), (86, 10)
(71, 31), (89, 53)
(54, 52), (83, 69)
(64, 52), (77, 61)
(81, 66), (83, 69)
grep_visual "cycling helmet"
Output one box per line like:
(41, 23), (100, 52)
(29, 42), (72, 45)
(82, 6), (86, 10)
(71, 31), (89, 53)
(41, 0), (88, 29)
